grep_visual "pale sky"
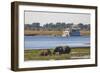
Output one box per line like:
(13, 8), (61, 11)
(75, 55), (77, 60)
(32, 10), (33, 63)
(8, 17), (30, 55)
(24, 11), (90, 26)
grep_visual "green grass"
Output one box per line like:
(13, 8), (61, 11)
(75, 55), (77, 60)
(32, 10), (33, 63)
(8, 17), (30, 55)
(24, 47), (90, 61)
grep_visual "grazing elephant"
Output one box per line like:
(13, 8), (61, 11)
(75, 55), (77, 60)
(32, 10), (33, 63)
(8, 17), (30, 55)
(53, 46), (71, 55)
(40, 49), (52, 56)
(53, 46), (63, 55)
(63, 46), (71, 54)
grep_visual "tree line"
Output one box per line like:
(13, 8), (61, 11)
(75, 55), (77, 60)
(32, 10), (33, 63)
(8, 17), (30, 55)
(25, 22), (90, 31)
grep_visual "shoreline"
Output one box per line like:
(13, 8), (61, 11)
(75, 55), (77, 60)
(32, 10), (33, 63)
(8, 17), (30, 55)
(24, 47), (90, 50)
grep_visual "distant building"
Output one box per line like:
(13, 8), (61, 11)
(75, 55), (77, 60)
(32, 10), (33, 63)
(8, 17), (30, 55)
(70, 25), (80, 36)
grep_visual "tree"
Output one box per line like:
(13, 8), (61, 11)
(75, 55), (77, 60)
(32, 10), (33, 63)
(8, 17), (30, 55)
(66, 23), (74, 28)
(77, 23), (84, 30)
(31, 22), (40, 30)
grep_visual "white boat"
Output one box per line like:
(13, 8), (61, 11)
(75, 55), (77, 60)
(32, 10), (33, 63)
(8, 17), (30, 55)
(62, 28), (70, 37)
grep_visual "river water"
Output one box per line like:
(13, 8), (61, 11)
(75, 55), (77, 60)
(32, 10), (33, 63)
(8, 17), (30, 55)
(24, 36), (90, 50)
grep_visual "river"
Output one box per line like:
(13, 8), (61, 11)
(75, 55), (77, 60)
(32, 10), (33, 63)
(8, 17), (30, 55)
(24, 35), (90, 50)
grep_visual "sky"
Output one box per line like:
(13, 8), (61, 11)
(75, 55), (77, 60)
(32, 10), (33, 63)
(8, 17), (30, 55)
(24, 11), (90, 26)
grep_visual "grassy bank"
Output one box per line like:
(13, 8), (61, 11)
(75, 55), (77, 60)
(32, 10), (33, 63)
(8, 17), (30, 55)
(24, 30), (63, 36)
(24, 30), (90, 36)
(24, 47), (90, 61)
(80, 31), (90, 36)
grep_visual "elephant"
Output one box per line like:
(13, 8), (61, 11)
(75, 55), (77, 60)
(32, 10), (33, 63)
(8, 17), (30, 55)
(53, 46), (71, 55)
(53, 46), (63, 55)
(63, 46), (71, 54)
(40, 49), (52, 56)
